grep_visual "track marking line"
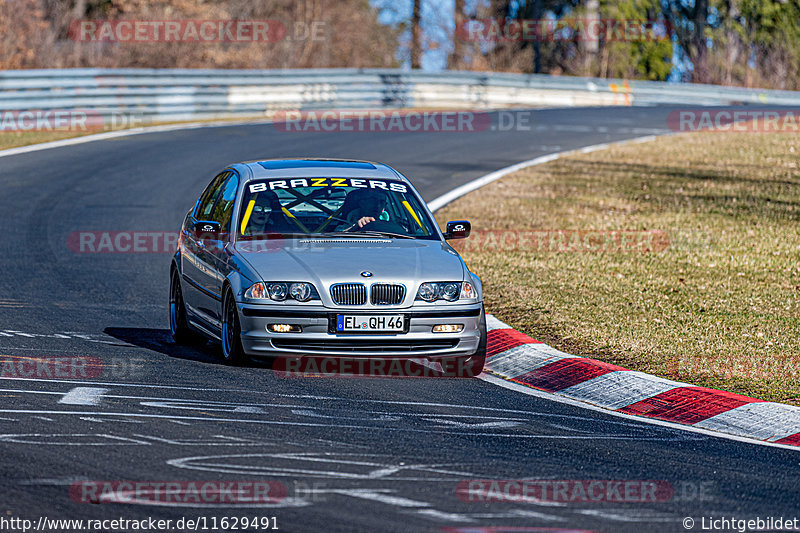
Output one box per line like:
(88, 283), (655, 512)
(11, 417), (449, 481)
(58, 387), (108, 406)
(324, 489), (430, 507)
(414, 509), (476, 523)
(0, 409), (663, 439)
(0, 118), (275, 160)
(427, 134), (665, 211)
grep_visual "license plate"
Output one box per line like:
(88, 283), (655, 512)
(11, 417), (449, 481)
(336, 314), (404, 332)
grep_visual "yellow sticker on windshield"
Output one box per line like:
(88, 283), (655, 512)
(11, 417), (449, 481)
(402, 200), (427, 234)
(240, 199), (256, 234)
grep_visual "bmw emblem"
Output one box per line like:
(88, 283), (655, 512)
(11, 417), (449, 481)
(360, 271), (373, 277)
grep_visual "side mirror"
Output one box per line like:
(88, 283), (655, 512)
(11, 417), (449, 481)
(444, 220), (471, 240)
(192, 220), (222, 242)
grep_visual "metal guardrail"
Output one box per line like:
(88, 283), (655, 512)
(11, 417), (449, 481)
(1, 68), (799, 123)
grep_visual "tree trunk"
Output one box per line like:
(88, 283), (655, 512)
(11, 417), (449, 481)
(448, 0), (465, 69)
(583, 0), (599, 76)
(411, 0), (422, 69)
(691, 0), (709, 82)
(531, 0), (542, 73)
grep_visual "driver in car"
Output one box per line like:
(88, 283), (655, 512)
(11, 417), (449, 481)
(343, 188), (390, 229)
(243, 190), (293, 235)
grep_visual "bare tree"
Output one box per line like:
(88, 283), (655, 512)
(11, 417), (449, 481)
(411, 0), (422, 68)
(447, 0), (465, 69)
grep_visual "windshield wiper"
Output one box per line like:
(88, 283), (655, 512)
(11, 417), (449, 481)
(238, 232), (309, 240)
(320, 230), (415, 239)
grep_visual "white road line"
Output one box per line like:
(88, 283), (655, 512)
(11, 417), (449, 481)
(0, 118), (274, 159)
(0, 409), (680, 440)
(427, 134), (665, 212)
(0, 378), (652, 420)
(0, 385), (665, 433)
(326, 489), (430, 507)
(58, 387), (108, 406)
(18, 476), (89, 486)
(414, 509), (476, 523)
(422, 418), (521, 429)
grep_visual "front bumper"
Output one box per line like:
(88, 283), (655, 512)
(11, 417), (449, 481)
(238, 303), (483, 358)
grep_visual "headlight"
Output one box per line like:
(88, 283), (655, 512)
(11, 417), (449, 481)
(416, 282), (470, 302)
(289, 282), (313, 302)
(244, 282), (319, 302)
(440, 282), (460, 301)
(417, 282), (438, 302)
(267, 283), (288, 301)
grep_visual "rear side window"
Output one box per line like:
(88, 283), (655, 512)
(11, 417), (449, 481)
(196, 171), (230, 220)
(210, 173), (239, 231)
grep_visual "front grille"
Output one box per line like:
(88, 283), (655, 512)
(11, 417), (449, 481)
(370, 284), (405, 305)
(271, 338), (458, 353)
(330, 283), (367, 305)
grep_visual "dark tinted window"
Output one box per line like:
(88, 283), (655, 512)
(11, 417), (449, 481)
(209, 172), (239, 231)
(196, 171), (230, 220)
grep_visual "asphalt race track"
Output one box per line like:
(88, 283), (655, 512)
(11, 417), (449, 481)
(1, 106), (798, 532)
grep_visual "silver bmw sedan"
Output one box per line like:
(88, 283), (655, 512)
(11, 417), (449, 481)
(169, 159), (486, 377)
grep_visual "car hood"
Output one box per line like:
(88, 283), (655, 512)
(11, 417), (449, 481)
(235, 237), (466, 307)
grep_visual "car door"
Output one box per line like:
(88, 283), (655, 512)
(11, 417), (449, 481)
(202, 170), (240, 322)
(182, 171), (230, 329)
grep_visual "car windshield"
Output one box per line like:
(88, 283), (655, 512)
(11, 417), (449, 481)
(237, 177), (439, 240)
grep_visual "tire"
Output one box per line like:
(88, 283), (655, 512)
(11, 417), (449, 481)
(221, 288), (246, 365)
(169, 269), (198, 344)
(445, 306), (487, 378)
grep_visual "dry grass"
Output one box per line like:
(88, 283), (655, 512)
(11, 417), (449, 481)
(0, 130), (98, 151)
(437, 131), (800, 404)
(0, 116), (266, 151)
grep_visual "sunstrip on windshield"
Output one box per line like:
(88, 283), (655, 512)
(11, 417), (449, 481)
(248, 178), (408, 194)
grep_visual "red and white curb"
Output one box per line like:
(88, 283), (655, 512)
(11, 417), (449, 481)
(483, 314), (800, 448)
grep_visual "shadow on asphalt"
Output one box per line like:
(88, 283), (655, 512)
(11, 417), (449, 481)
(103, 326), (268, 368)
(103, 327), (464, 378)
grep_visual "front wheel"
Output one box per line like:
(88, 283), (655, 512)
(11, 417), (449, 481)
(221, 288), (246, 365)
(170, 269), (198, 344)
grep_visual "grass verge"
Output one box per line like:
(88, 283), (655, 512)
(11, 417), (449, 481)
(437, 131), (800, 404)
(0, 116), (271, 152)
